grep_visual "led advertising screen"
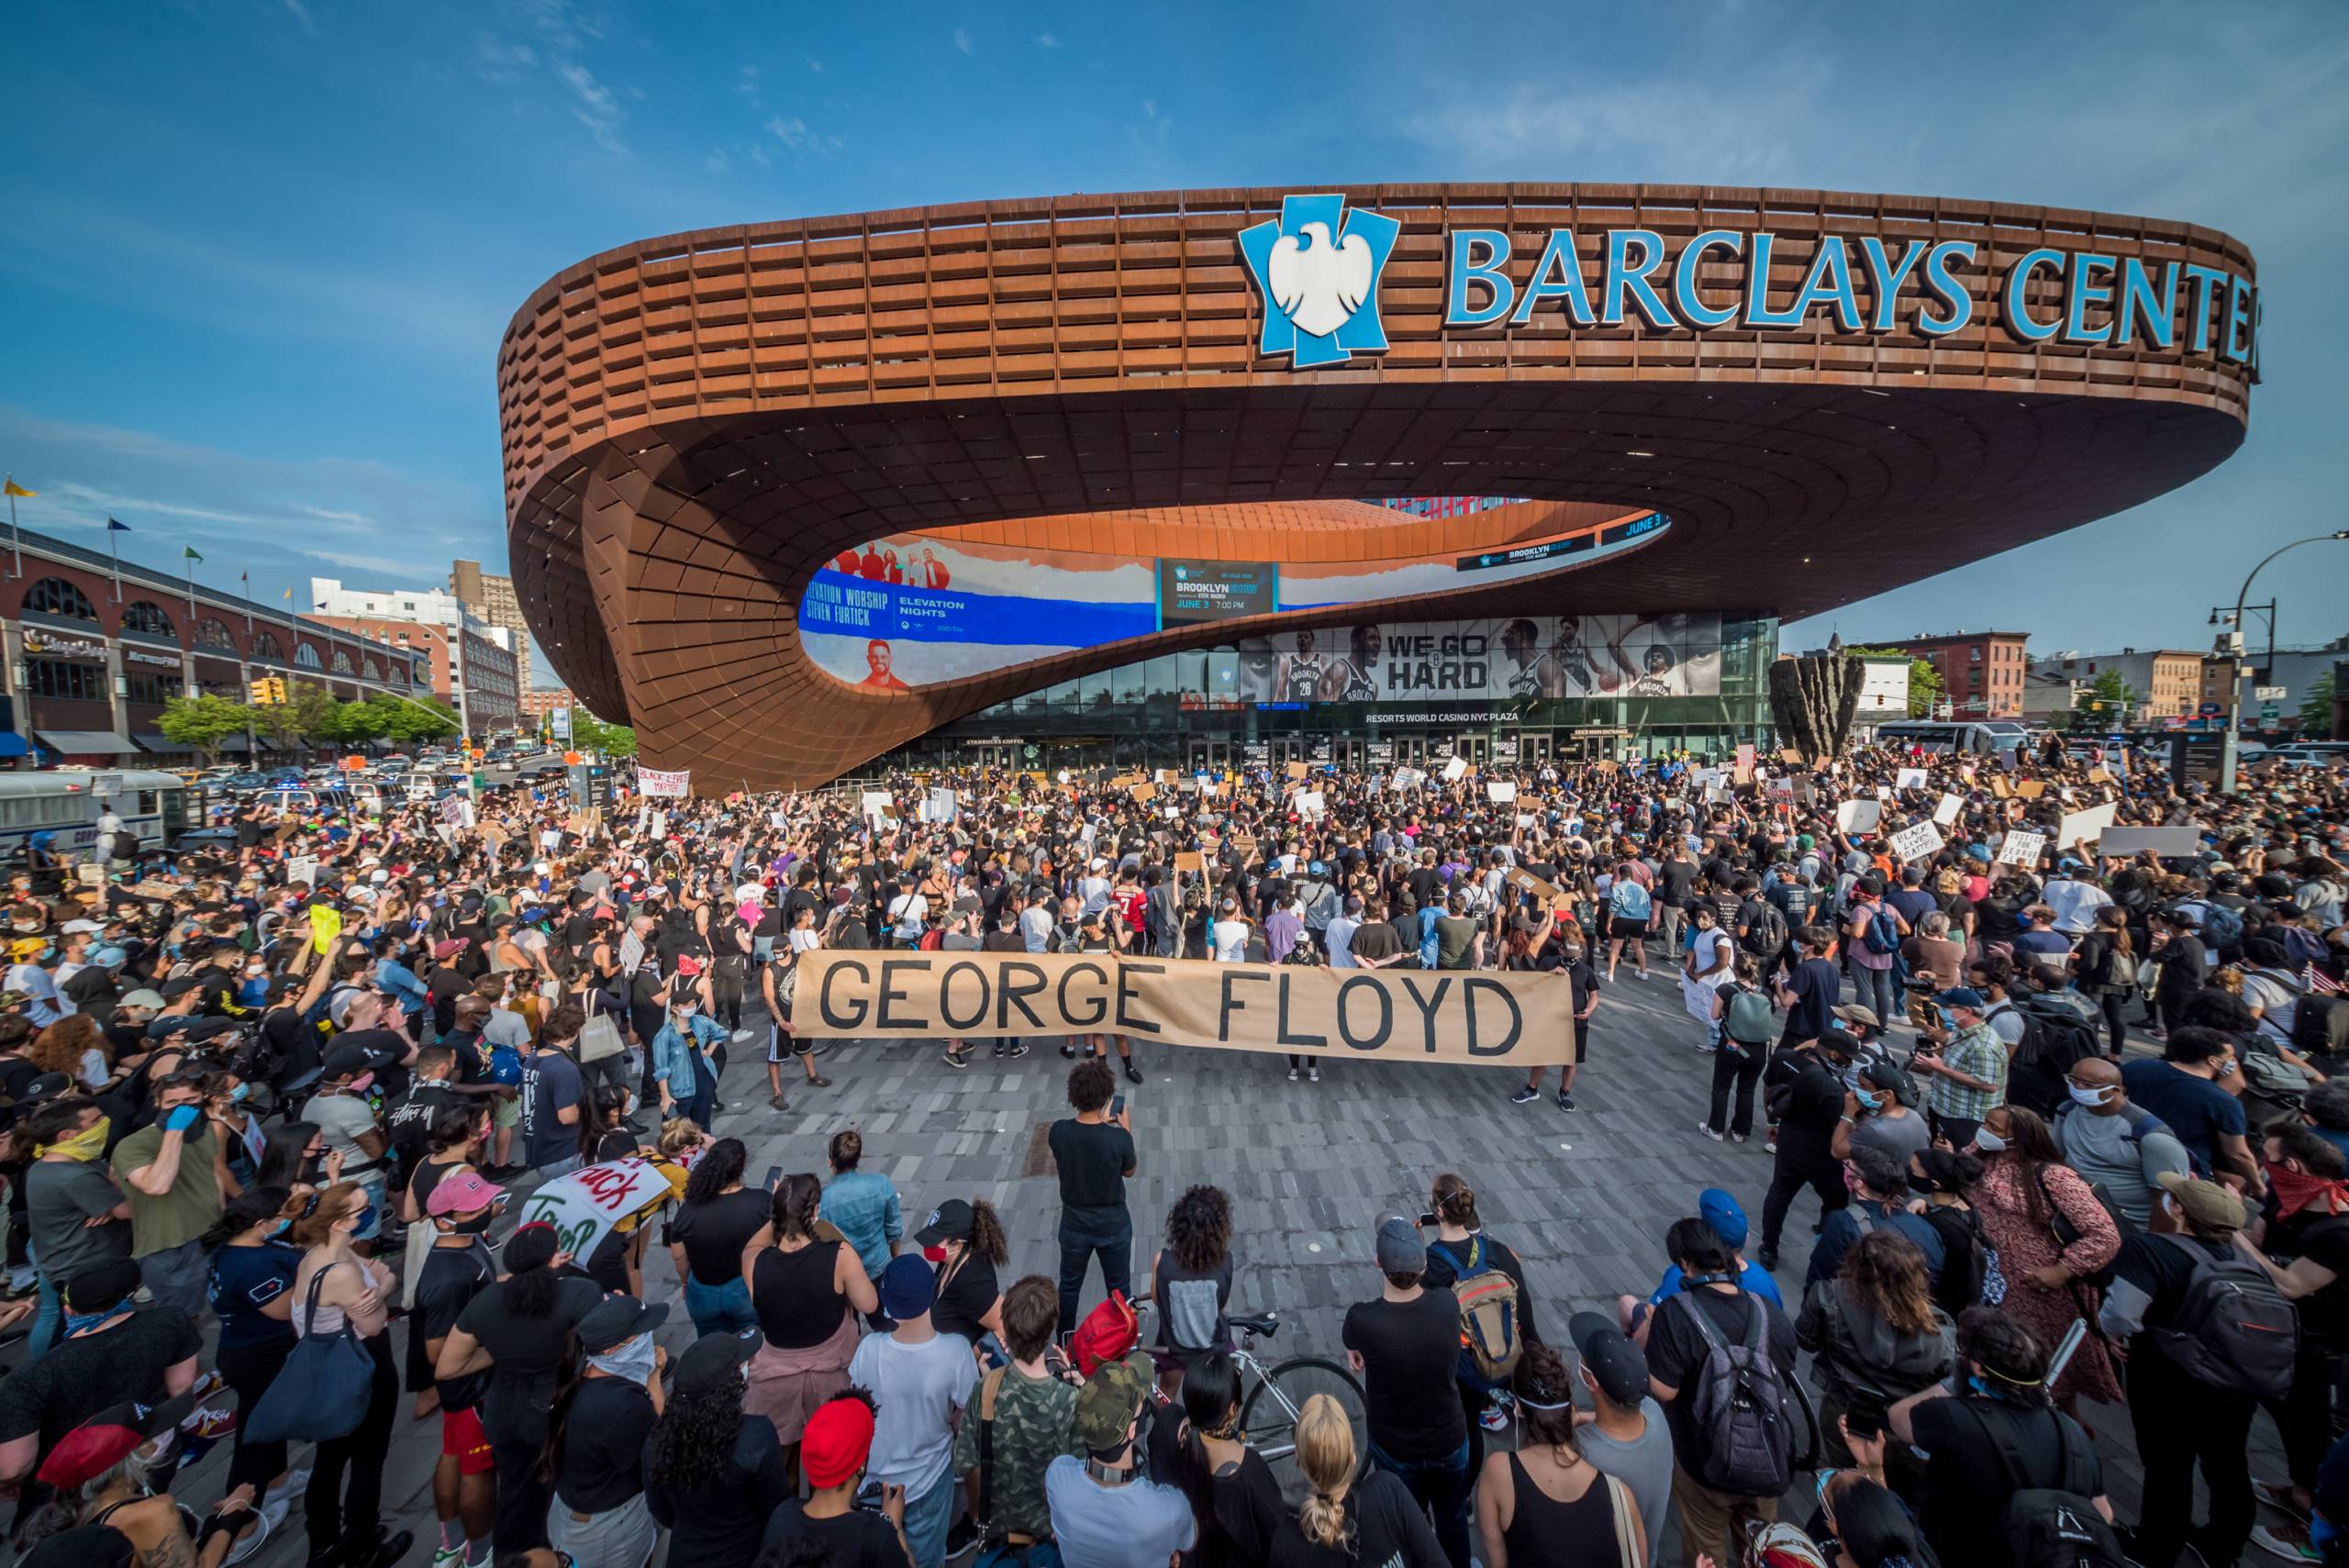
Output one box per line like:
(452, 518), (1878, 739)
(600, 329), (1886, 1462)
(1228, 614), (1723, 703)
(1158, 559), (1277, 624)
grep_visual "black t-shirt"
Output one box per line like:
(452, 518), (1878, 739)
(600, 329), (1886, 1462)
(1340, 1288), (1466, 1462)
(1911, 1396), (2101, 1567)
(1768, 1054), (1848, 1163)
(931, 1251), (1000, 1344)
(1657, 859), (1699, 907)
(762, 1498), (911, 1568)
(1267, 1469), (1445, 1568)
(411, 1236), (498, 1397)
(557, 1373), (659, 1512)
(0, 1308), (203, 1454)
(261, 1005), (320, 1091)
(427, 966), (470, 1036)
(664, 1188), (774, 1285)
(384, 1080), (467, 1183)
(1049, 1118), (1136, 1229)
(454, 1273), (605, 1444)
(648, 1413), (795, 1568)
(2266, 1211), (2349, 1351)
(331, 1026), (413, 1099)
(1348, 920), (1404, 963)
(1643, 1285), (1799, 1473)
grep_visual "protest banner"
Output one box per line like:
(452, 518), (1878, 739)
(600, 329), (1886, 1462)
(1889, 821), (1945, 862)
(510, 1159), (675, 1263)
(1896, 768), (1929, 791)
(790, 951), (1577, 1065)
(1486, 781), (1518, 804)
(637, 767), (691, 798)
(1441, 756), (1470, 783)
(2098, 826), (2206, 857)
(2054, 799), (2119, 851)
(1835, 799), (1882, 833)
(1932, 793), (1964, 827)
(1995, 829), (2047, 868)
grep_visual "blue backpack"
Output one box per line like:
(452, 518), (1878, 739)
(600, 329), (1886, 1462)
(488, 1042), (523, 1085)
(1864, 907), (1902, 955)
(2201, 903), (2244, 950)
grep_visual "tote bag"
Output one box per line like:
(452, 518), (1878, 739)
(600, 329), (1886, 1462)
(244, 1265), (375, 1444)
(576, 1010), (628, 1064)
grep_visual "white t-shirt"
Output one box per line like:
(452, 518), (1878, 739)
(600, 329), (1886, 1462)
(887, 892), (930, 939)
(1210, 919), (1251, 962)
(846, 1329), (977, 1498)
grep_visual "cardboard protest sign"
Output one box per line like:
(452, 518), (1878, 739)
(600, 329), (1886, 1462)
(1174, 851), (1205, 873)
(1896, 768), (1929, 791)
(1996, 829), (2047, 868)
(1736, 743), (1757, 780)
(790, 951), (1579, 1065)
(510, 1159), (675, 1263)
(1813, 753), (1834, 770)
(1779, 749), (1804, 764)
(2054, 799), (2118, 851)
(1228, 834), (1258, 859)
(1889, 821), (1945, 862)
(1132, 784), (1157, 805)
(1990, 776), (2013, 799)
(1286, 762), (1308, 780)
(2087, 766), (2113, 784)
(2015, 780), (2046, 800)
(1441, 756), (1470, 783)
(1504, 865), (1566, 904)
(2098, 826), (2205, 857)
(1835, 799), (1883, 833)
(1932, 793), (1964, 827)
(1486, 782), (1518, 804)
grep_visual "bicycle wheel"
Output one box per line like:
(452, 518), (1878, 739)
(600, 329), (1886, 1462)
(1239, 1354), (1370, 1507)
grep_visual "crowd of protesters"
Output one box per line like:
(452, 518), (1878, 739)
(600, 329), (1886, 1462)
(0, 730), (2345, 1568)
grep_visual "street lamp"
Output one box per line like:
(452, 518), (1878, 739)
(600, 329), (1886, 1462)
(2217, 530), (2349, 790)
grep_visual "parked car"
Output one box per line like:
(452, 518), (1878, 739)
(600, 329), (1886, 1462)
(2266, 744), (2349, 768)
(170, 826), (243, 854)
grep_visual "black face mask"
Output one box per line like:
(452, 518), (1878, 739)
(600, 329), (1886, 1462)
(1908, 1173), (1939, 1195)
(450, 1211), (496, 1237)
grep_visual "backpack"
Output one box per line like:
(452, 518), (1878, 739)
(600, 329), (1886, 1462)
(487, 1040), (523, 1086)
(1742, 902), (1788, 961)
(1919, 1201), (1991, 1315)
(1676, 1292), (1793, 1496)
(1724, 986), (1775, 1047)
(1609, 880), (1651, 921)
(2283, 924), (2332, 971)
(1862, 906), (1902, 956)
(2144, 1233), (2299, 1399)
(1964, 1402), (2130, 1568)
(2296, 993), (2349, 1059)
(1431, 1237), (1522, 1387)
(2203, 901), (2245, 950)
(2239, 1050), (2313, 1138)
(2001, 997), (2104, 1118)
(916, 928), (944, 951)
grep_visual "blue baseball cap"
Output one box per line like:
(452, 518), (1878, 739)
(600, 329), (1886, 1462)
(1933, 986), (1987, 1012)
(1698, 1188), (1748, 1249)
(878, 1253), (935, 1321)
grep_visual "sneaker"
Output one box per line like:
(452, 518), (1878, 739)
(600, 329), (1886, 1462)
(1694, 1037), (1718, 1052)
(1060, 1042), (1077, 1059)
(1730, 1131), (1748, 1144)
(769, 1092), (790, 1109)
(1555, 1090), (1576, 1110)
(1124, 1062), (1143, 1084)
(992, 1041), (1006, 1057)
(1478, 1403), (1511, 1432)
(1007, 1041), (1030, 1059)
(1308, 1064), (1320, 1084)
(2254, 1522), (2321, 1562)
(1291, 1067), (1302, 1083)
(2255, 1481), (2310, 1521)
(1757, 1246), (1779, 1272)
(1698, 1122), (1724, 1141)
(731, 1029), (754, 1043)
(430, 1546), (465, 1568)
(945, 1514), (982, 1560)
(943, 1049), (970, 1070)
(1510, 1085), (1540, 1105)
(226, 1495), (284, 1565)
(1764, 1139), (1778, 1154)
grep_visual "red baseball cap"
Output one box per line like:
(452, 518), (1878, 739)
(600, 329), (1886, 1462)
(801, 1396), (875, 1489)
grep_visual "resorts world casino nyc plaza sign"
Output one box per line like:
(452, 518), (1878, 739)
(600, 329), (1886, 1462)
(1236, 192), (2262, 371)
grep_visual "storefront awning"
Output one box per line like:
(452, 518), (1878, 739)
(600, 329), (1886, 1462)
(35, 730), (140, 755)
(132, 732), (180, 752)
(0, 734), (27, 759)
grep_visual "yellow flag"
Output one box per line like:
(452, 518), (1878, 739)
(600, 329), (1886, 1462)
(1, 481), (33, 498)
(310, 904), (342, 955)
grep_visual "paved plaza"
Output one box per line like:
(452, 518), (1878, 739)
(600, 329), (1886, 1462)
(111, 957), (2255, 1563)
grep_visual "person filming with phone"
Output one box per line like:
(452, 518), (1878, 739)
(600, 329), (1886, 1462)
(1050, 1060), (1137, 1337)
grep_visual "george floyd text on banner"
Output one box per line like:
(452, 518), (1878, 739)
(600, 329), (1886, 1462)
(789, 951), (1578, 1066)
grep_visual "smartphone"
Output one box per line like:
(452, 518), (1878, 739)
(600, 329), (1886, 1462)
(1110, 1094), (1126, 1120)
(1845, 1388), (1887, 1441)
(1417, 1212), (1439, 1229)
(763, 1164), (784, 1192)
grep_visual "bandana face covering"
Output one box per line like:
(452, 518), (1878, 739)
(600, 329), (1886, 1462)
(64, 1296), (131, 1339)
(39, 1117), (110, 1162)
(588, 1331), (659, 1385)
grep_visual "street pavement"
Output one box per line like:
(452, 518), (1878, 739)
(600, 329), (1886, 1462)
(71, 950), (2267, 1564)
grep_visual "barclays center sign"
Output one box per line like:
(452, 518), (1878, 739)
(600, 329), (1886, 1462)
(1238, 193), (2261, 372)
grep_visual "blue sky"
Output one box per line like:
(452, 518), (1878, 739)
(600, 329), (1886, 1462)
(5, 0), (2346, 679)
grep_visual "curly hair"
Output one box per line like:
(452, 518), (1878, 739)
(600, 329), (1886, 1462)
(1164, 1184), (1232, 1273)
(966, 1198), (1010, 1267)
(1841, 1229), (1939, 1339)
(683, 1137), (748, 1205)
(1956, 1305), (2052, 1409)
(28, 1013), (104, 1077)
(649, 1383), (748, 1496)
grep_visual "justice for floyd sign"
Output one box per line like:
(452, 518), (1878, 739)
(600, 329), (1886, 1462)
(791, 951), (1578, 1066)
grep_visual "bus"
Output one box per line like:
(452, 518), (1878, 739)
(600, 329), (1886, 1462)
(0, 770), (191, 857)
(1873, 719), (2021, 757)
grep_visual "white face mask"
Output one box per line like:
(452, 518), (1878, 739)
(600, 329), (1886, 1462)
(2067, 1083), (2113, 1109)
(1973, 1129), (2009, 1153)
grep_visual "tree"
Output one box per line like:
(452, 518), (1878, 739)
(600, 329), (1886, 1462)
(1842, 648), (1946, 718)
(2302, 673), (2337, 740)
(570, 713), (637, 757)
(316, 700), (388, 749)
(2071, 668), (2137, 731)
(251, 681), (337, 751)
(384, 697), (461, 746)
(155, 694), (251, 765)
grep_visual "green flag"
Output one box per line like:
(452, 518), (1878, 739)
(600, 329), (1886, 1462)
(183, 545), (204, 562)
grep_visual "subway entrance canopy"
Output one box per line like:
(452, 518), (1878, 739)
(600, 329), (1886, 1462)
(500, 183), (2255, 789)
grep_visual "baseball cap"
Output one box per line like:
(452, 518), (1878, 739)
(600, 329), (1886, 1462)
(801, 1395), (877, 1489)
(66, 1258), (144, 1313)
(672, 1327), (761, 1394)
(1567, 1310), (1651, 1407)
(425, 1169), (507, 1218)
(117, 988), (167, 1011)
(34, 1393), (195, 1491)
(320, 1041), (383, 1083)
(1071, 1350), (1154, 1451)
(1373, 1211), (1423, 1273)
(576, 1294), (668, 1354)
(878, 1253), (936, 1320)
(2156, 1171), (2247, 1234)
(914, 1198), (974, 1249)
(432, 938), (471, 961)
(1698, 1188), (1749, 1250)
(59, 919), (101, 935)
(1933, 986), (1987, 1012)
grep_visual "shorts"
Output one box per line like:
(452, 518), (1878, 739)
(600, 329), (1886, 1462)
(767, 1024), (802, 1063)
(494, 1095), (521, 1129)
(441, 1406), (495, 1475)
(1609, 916), (1649, 940)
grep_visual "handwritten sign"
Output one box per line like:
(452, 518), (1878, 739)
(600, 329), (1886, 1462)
(1835, 800), (1883, 833)
(1996, 829), (2047, 868)
(637, 767), (691, 798)
(1932, 793), (1964, 827)
(1174, 851), (1204, 873)
(1889, 820), (1945, 862)
(512, 1159), (674, 1263)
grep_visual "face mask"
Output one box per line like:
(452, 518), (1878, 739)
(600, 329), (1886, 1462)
(270, 1219), (293, 1239)
(1935, 1006), (1956, 1031)
(1854, 1087), (1885, 1112)
(1907, 1173), (1938, 1195)
(64, 1296), (131, 1338)
(39, 1117), (110, 1162)
(1974, 1129), (2009, 1153)
(347, 1200), (377, 1236)
(449, 1209), (497, 1237)
(346, 1073), (376, 1095)
(588, 1331), (659, 1385)
(2067, 1083), (2112, 1109)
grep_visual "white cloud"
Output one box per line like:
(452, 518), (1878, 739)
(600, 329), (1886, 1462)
(807, 56), (824, 72)
(953, 27), (973, 54)
(764, 116), (839, 156)
(557, 61), (629, 156)
(473, 35), (539, 83)
(1036, 32), (1062, 49)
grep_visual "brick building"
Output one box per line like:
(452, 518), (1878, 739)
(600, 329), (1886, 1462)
(2035, 648), (2208, 726)
(309, 611), (519, 738)
(451, 559), (532, 706)
(1882, 631), (2031, 719)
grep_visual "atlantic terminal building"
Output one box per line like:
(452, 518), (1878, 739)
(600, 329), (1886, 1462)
(499, 183), (2256, 790)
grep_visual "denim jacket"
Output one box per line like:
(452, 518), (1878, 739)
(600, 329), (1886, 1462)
(651, 1012), (728, 1090)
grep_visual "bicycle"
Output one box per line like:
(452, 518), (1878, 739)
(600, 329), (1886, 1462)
(1132, 1297), (1368, 1506)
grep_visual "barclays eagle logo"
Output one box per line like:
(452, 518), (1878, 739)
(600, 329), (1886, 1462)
(1237, 195), (1400, 369)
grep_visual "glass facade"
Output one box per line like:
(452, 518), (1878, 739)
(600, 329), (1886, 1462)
(866, 613), (1778, 775)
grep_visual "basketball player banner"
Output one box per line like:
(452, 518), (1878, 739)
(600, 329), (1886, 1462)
(790, 951), (1578, 1066)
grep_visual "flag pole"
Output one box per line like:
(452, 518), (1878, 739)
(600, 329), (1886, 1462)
(185, 550), (195, 617)
(242, 572), (252, 634)
(108, 521), (121, 600)
(5, 474), (19, 580)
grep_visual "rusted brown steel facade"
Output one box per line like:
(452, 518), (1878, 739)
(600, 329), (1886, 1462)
(498, 183), (2255, 790)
